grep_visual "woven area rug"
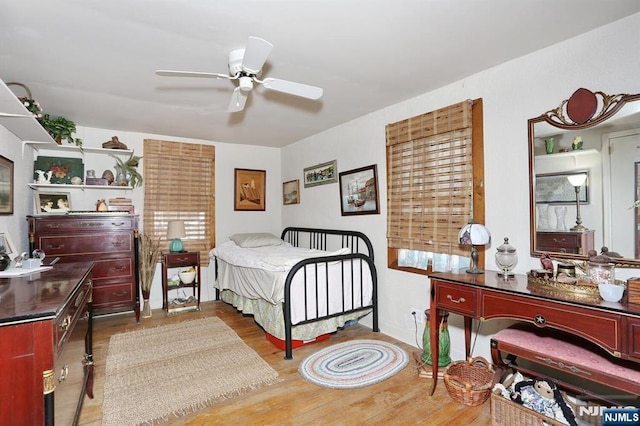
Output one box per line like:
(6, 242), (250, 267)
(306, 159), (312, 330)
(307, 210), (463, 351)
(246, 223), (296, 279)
(298, 339), (408, 389)
(102, 317), (279, 425)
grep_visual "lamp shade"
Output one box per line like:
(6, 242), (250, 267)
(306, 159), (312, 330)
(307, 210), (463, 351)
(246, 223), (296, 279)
(167, 220), (186, 252)
(458, 222), (491, 246)
(567, 173), (587, 187)
(167, 220), (186, 240)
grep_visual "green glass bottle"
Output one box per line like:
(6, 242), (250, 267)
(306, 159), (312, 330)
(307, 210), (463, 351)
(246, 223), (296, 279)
(421, 309), (451, 367)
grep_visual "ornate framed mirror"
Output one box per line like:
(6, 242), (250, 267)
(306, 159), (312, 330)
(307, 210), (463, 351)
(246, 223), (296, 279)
(528, 88), (640, 267)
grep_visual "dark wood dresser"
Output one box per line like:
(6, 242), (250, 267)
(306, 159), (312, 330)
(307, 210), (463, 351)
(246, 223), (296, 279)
(0, 262), (94, 425)
(28, 214), (140, 321)
(536, 229), (595, 254)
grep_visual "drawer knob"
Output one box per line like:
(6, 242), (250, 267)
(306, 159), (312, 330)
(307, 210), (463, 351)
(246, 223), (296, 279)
(59, 314), (72, 332)
(446, 294), (466, 304)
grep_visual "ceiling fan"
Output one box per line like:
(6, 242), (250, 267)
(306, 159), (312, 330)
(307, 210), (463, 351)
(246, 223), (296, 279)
(156, 36), (323, 112)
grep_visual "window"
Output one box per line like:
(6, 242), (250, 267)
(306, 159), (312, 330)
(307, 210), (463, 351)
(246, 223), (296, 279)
(386, 99), (484, 274)
(143, 139), (215, 266)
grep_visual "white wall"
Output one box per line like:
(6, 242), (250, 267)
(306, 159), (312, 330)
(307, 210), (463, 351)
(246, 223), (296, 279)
(282, 13), (640, 361)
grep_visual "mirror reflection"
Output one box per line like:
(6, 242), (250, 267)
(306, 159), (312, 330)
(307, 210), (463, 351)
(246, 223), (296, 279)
(529, 89), (640, 266)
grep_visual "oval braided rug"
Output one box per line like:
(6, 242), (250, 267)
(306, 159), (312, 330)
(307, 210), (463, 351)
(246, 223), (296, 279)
(298, 339), (409, 389)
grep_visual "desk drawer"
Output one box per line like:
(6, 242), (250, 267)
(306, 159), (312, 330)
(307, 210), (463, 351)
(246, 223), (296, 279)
(435, 281), (477, 316)
(55, 277), (92, 355)
(482, 293), (622, 354)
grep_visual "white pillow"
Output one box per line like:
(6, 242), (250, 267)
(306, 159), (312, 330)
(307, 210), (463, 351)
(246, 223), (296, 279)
(229, 232), (283, 248)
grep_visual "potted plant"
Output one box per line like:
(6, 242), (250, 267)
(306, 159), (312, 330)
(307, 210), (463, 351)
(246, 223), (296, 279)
(111, 153), (143, 188)
(39, 114), (83, 146)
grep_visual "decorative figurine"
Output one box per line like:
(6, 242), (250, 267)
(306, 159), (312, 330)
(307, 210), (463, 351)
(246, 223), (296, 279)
(540, 253), (554, 271)
(35, 169), (52, 184)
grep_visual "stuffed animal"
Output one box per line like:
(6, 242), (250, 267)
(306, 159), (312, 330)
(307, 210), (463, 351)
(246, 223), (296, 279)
(510, 378), (577, 426)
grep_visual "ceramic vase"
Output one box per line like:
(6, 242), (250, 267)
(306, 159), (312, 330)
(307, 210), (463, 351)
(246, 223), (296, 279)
(544, 138), (554, 154)
(555, 206), (567, 231)
(421, 310), (451, 367)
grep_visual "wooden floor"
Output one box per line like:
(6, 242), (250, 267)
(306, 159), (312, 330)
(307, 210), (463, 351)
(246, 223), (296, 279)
(77, 301), (492, 425)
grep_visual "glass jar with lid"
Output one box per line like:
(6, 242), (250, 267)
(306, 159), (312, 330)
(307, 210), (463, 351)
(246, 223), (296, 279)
(495, 237), (518, 277)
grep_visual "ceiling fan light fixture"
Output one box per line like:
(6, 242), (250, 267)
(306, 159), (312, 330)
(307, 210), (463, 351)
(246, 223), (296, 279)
(239, 76), (253, 91)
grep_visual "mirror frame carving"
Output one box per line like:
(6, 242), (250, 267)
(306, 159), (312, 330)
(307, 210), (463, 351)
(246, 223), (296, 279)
(528, 88), (640, 268)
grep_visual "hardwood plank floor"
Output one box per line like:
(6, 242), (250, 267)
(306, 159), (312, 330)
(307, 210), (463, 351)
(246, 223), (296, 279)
(77, 301), (492, 425)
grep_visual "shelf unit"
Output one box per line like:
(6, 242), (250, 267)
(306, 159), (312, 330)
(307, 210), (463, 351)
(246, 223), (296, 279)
(0, 78), (55, 145)
(28, 183), (133, 190)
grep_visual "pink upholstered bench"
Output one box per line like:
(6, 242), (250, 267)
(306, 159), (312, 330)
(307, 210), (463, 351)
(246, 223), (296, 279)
(491, 324), (640, 403)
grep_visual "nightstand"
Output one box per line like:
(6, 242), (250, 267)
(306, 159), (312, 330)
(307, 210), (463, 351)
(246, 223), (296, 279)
(161, 251), (201, 314)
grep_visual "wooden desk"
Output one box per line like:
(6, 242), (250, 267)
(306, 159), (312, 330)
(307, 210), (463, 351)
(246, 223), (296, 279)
(427, 271), (640, 395)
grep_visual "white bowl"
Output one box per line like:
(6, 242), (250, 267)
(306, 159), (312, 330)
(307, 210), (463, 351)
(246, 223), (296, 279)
(598, 283), (624, 302)
(178, 270), (196, 284)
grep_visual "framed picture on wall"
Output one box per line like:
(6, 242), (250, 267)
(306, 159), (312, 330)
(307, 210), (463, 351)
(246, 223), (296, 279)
(0, 155), (13, 215)
(535, 171), (589, 204)
(338, 164), (380, 216)
(234, 169), (266, 211)
(303, 160), (337, 187)
(35, 191), (72, 214)
(0, 231), (16, 256)
(283, 179), (300, 205)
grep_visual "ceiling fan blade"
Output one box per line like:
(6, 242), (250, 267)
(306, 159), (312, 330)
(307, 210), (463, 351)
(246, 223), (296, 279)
(260, 78), (323, 100)
(241, 36), (273, 74)
(228, 87), (248, 112)
(156, 70), (231, 79)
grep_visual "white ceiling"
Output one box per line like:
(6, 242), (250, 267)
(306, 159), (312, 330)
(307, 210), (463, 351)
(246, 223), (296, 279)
(1, 1), (639, 148)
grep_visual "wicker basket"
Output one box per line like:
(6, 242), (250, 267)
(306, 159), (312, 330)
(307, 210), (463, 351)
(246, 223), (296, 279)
(491, 388), (565, 426)
(443, 356), (494, 406)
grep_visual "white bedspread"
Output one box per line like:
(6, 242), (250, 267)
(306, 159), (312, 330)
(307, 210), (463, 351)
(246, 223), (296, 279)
(210, 241), (373, 324)
(211, 240), (350, 271)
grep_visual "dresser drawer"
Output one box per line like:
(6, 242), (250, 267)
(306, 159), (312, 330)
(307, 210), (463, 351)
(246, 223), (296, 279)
(434, 281), (478, 316)
(34, 216), (136, 234)
(91, 258), (133, 280)
(38, 233), (133, 257)
(92, 282), (135, 309)
(536, 230), (594, 254)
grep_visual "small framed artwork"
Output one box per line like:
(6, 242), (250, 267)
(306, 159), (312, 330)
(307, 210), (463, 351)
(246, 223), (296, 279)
(304, 160), (337, 188)
(535, 171), (589, 204)
(0, 155), (13, 215)
(234, 169), (266, 211)
(0, 232), (16, 256)
(283, 179), (300, 205)
(35, 191), (72, 214)
(339, 164), (380, 216)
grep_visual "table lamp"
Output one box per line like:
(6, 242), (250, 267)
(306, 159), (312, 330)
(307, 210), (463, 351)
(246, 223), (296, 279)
(567, 173), (588, 232)
(458, 222), (491, 274)
(167, 220), (186, 253)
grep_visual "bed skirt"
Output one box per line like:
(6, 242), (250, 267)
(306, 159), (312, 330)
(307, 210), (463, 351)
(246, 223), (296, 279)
(219, 289), (371, 341)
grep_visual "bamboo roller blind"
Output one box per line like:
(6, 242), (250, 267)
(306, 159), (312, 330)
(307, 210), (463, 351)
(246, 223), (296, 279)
(386, 100), (473, 256)
(143, 139), (215, 266)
